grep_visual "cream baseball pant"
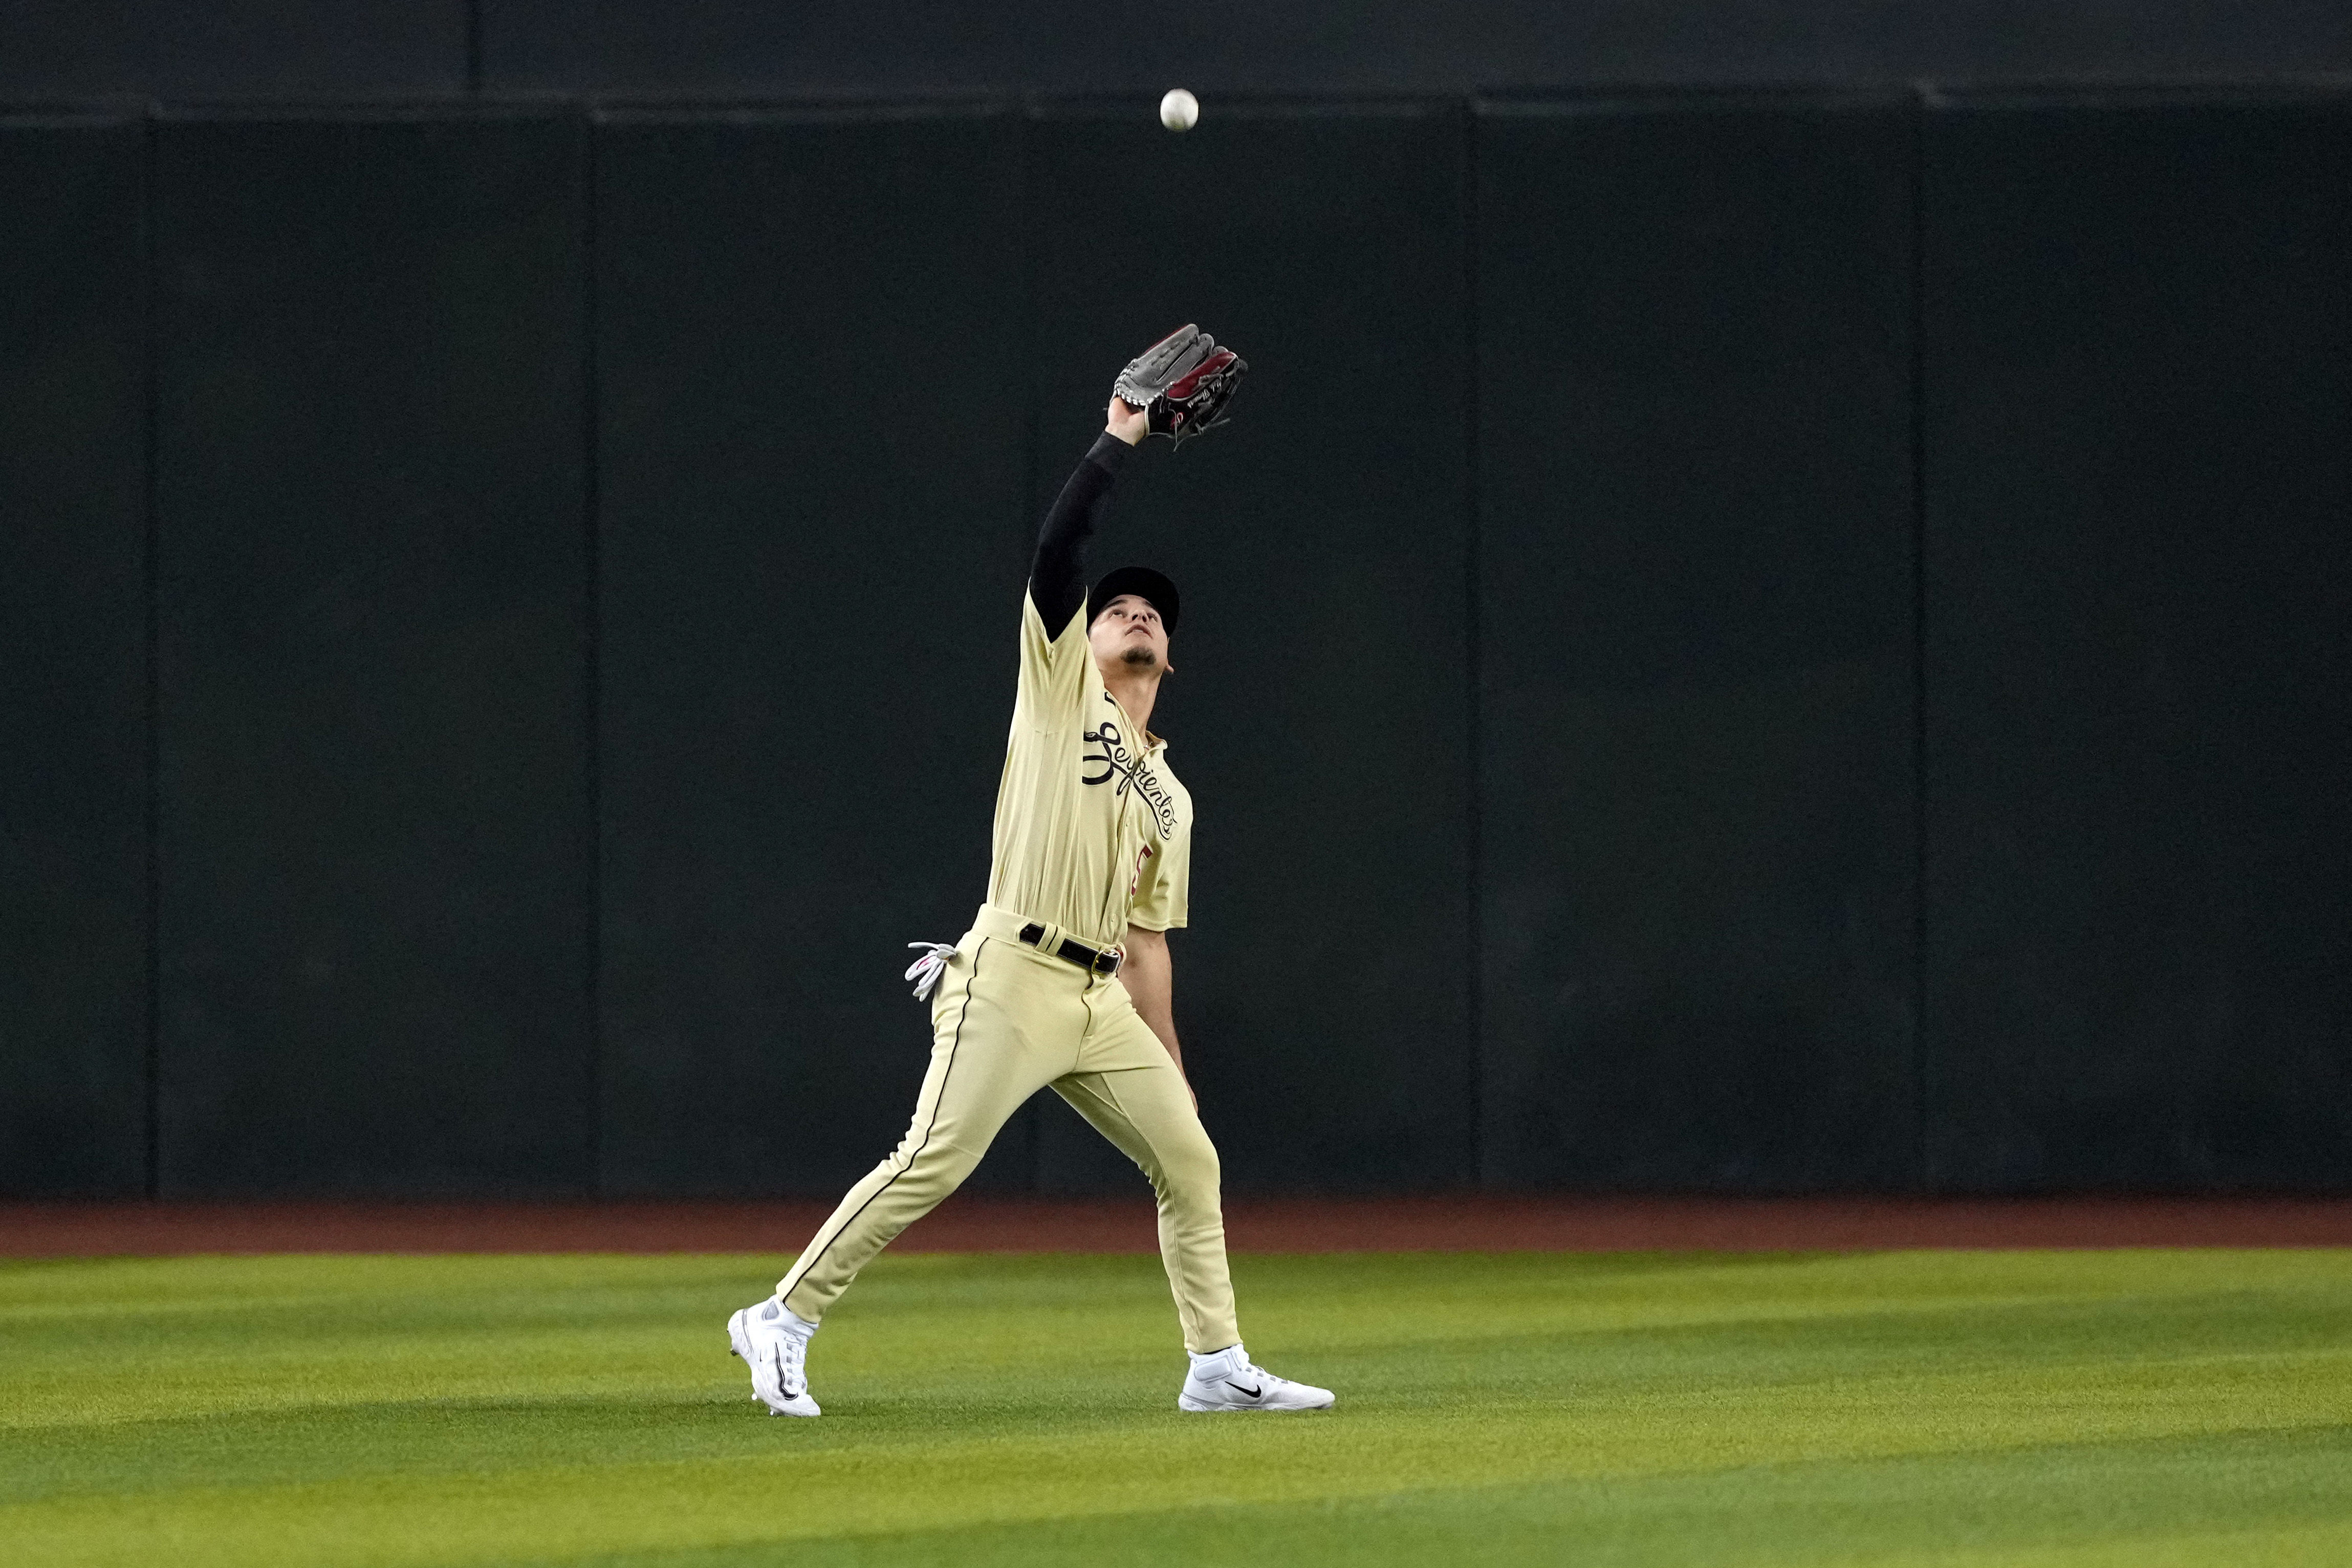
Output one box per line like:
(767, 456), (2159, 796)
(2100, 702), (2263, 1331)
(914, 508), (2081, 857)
(777, 905), (1241, 1353)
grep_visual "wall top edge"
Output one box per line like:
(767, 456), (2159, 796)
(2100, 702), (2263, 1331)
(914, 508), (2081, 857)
(0, 110), (148, 130)
(1911, 76), (2352, 110)
(4, 76), (2349, 121)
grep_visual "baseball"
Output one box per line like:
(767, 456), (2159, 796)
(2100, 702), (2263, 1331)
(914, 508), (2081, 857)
(1159, 89), (1200, 132)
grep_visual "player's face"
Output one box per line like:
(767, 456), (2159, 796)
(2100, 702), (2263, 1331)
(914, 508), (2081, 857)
(1089, 594), (1170, 674)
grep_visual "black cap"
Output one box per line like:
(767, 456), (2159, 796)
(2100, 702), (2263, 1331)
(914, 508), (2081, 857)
(1088, 566), (1181, 635)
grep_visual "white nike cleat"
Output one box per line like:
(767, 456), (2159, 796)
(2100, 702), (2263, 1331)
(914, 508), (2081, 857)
(1178, 1343), (1335, 1412)
(727, 1296), (820, 1417)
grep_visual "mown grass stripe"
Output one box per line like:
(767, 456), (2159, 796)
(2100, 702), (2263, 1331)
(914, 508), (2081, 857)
(1, 1251), (2345, 1566)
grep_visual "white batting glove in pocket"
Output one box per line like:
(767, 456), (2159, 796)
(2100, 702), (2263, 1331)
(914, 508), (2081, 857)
(903, 942), (956, 1001)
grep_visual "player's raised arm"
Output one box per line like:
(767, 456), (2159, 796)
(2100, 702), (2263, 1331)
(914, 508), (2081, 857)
(1027, 326), (1250, 632)
(1026, 398), (1146, 634)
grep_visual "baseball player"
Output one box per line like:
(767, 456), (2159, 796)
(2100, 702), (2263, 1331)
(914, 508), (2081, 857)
(727, 326), (1334, 1418)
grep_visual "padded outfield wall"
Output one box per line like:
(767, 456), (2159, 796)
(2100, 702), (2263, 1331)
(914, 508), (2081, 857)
(1, 90), (2345, 1197)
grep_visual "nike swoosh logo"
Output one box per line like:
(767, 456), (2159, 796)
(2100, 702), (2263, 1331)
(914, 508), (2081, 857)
(1224, 1380), (1263, 1399)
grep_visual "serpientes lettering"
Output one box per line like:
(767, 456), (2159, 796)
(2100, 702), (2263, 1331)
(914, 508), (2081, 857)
(1081, 709), (1180, 838)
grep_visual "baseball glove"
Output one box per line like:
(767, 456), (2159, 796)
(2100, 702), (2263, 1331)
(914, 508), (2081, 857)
(1112, 324), (1248, 443)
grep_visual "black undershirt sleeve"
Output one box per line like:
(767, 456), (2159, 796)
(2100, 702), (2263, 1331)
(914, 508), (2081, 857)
(1028, 432), (1134, 635)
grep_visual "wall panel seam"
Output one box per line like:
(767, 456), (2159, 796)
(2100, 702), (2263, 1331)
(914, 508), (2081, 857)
(1460, 97), (1484, 1188)
(582, 107), (604, 1195)
(1907, 85), (1932, 1193)
(140, 106), (162, 1199)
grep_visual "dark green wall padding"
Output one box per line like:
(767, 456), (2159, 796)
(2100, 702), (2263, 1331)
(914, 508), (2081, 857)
(1477, 98), (1920, 1191)
(0, 120), (150, 1196)
(1919, 97), (2352, 1190)
(0, 93), (2343, 1196)
(593, 109), (1031, 1196)
(151, 115), (594, 1194)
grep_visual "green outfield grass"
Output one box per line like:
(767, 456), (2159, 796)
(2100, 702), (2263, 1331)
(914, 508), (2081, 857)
(3, 1248), (2348, 1566)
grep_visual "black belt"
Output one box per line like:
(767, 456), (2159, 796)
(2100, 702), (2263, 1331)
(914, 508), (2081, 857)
(1017, 922), (1123, 977)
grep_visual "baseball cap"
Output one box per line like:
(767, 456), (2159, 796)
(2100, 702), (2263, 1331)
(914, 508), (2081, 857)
(1088, 566), (1181, 635)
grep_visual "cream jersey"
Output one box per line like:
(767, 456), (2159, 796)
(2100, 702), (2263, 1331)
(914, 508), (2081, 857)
(985, 591), (1192, 948)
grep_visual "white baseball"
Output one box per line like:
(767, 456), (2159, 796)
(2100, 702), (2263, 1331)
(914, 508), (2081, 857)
(1159, 89), (1200, 132)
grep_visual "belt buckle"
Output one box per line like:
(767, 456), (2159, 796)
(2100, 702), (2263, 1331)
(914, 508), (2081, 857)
(1032, 924), (1119, 979)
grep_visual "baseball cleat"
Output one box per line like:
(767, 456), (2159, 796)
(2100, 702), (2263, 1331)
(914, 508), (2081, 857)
(1178, 1343), (1335, 1412)
(727, 1297), (820, 1418)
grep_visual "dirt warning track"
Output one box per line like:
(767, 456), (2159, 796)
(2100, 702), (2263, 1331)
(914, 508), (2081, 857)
(3, 1194), (2349, 1258)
